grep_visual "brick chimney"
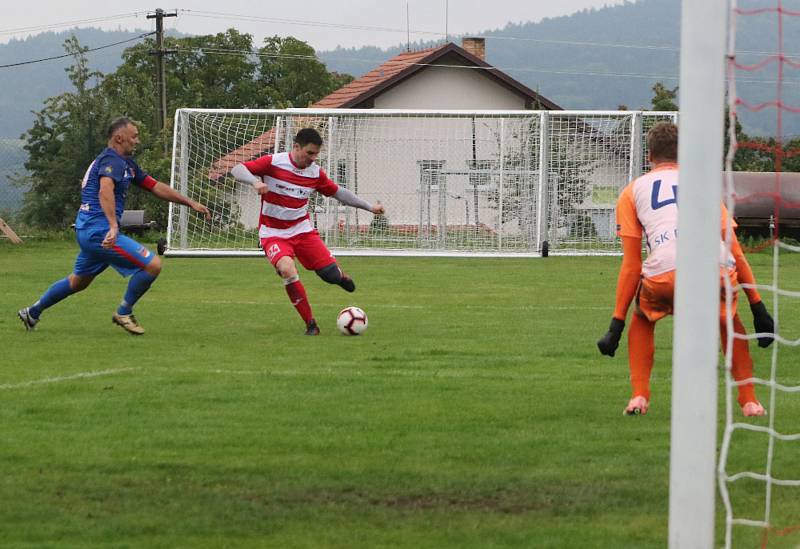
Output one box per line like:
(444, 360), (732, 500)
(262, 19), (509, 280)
(461, 37), (485, 61)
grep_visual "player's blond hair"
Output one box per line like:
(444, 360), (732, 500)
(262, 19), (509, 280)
(647, 122), (678, 162)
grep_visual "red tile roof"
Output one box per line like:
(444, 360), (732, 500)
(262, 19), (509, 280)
(312, 47), (441, 108)
(208, 129), (276, 181)
(312, 42), (561, 110)
(208, 43), (561, 181)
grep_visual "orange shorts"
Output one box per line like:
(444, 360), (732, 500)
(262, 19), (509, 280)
(635, 269), (739, 322)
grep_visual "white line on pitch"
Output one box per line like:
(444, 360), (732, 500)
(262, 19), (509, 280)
(191, 300), (607, 311)
(193, 299), (429, 308)
(198, 366), (607, 383)
(0, 367), (139, 390)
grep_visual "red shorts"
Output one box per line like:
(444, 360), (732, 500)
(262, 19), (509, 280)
(260, 230), (335, 271)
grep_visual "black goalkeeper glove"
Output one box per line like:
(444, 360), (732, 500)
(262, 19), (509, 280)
(750, 301), (775, 348)
(597, 317), (625, 357)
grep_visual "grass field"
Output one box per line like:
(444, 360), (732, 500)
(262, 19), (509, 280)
(1, 238), (799, 548)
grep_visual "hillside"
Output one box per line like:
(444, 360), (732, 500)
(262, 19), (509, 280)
(0, 28), (159, 139)
(318, 0), (796, 137)
(0, 1), (794, 139)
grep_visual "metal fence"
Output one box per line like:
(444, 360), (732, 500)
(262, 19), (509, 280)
(169, 108), (678, 256)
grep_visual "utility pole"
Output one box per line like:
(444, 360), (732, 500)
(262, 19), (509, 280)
(147, 9), (177, 137)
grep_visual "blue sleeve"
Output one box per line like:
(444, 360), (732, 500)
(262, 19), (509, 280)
(130, 159), (149, 186)
(97, 156), (126, 184)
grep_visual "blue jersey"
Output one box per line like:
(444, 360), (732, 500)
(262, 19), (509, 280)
(75, 147), (150, 230)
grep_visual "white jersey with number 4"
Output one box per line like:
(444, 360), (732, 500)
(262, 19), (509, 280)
(616, 163), (734, 278)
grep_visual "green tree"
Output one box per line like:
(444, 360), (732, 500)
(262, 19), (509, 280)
(20, 36), (109, 227)
(20, 31), (354, 228)
(98, 30), (267, 225)
(483, 117), (597, 243)
(723, 111), (800, 173)
(257, 36), (353, 107)
(169, 29), (265, 109)
(726, 112), (771, 172)
(784, 137), (800, 172)
(731, 134), (800, 173)
(650, 82), (678, 111)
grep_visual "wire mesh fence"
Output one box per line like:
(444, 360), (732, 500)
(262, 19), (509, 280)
(172, 108), (675, 256)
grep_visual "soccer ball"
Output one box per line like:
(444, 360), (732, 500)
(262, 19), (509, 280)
(337, 306), (368, 336)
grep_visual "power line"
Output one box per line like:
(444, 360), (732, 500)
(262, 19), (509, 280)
(168, 44), (800, 87)
(0, 12), (147, 37)
(178, 9), (799, 58)
(0, 32), (154, 69)
(0, 8), (795, 61)
(179, 9), (445, 38)
(0, 9), (794, 83)
(180, 9), (678, 51)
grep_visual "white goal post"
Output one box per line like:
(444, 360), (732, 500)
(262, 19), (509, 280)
(167, 108), (675, 257)
(668, 0), (727, 547)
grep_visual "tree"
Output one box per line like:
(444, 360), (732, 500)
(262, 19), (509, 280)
(650, 82), (678, 111)
(169, 29), (266, 109)
(724, 111), (800, 173)
(257, 36), (353, 108)
(483, 117), (598, 243)
(20, 36), (109, 227)
(20, 31), (354, 228)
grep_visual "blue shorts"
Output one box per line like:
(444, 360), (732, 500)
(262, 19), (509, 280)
(74, 227), (155, 277)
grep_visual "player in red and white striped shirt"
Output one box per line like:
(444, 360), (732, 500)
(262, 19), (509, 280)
(231, 128), (385, 335)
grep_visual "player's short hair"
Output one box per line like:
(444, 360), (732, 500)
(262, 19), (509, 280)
(107, 117), (135, 139)
(647, 122), (678, 161)
(294, 128), (323, 147)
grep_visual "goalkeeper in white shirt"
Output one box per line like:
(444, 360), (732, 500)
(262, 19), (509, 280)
(597, 122), (773, 416)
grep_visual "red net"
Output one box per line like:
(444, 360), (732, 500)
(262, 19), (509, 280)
(730, 1), (800, 251)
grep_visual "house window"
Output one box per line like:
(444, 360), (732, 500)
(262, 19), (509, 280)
(336, 159), (349, 188)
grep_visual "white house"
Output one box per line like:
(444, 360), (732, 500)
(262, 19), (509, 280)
(312, 38), (560, 111)
(210, 39), (566, 251)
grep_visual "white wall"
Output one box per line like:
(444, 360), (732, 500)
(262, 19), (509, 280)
(373, 60), (528, 110)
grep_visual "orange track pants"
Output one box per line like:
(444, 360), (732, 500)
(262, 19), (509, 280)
(628, 270), (757, 405)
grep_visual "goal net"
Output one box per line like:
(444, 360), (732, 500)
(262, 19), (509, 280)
(716, 1), (800, 547)
(167, 108), (675, 257)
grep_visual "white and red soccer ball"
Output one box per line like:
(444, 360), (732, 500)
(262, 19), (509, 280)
(337, 306), (368, 336)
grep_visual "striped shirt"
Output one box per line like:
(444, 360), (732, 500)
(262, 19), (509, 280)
(242, 152), (339, 239)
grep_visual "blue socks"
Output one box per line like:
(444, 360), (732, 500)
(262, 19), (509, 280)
(117, 270), (157, 316)
(29, 277), (74, 318)
(27, 270), (158, 319)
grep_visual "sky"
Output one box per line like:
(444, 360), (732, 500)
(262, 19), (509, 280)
(0, 0), (628, 51)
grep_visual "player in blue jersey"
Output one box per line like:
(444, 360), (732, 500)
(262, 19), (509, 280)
(17, 117), (210, 335)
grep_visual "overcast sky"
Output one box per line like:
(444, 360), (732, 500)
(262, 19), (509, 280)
(0, 0), (628, 51)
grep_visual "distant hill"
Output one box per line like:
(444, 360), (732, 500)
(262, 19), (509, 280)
(0, 28), (164, 138)
(318, 0), (797, 137)
(0, 1), (795, 139)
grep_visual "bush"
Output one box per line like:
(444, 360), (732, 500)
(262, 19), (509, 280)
(369, 213), (389, 234)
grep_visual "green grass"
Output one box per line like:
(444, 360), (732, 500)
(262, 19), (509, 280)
(1, 239), (799, 548)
